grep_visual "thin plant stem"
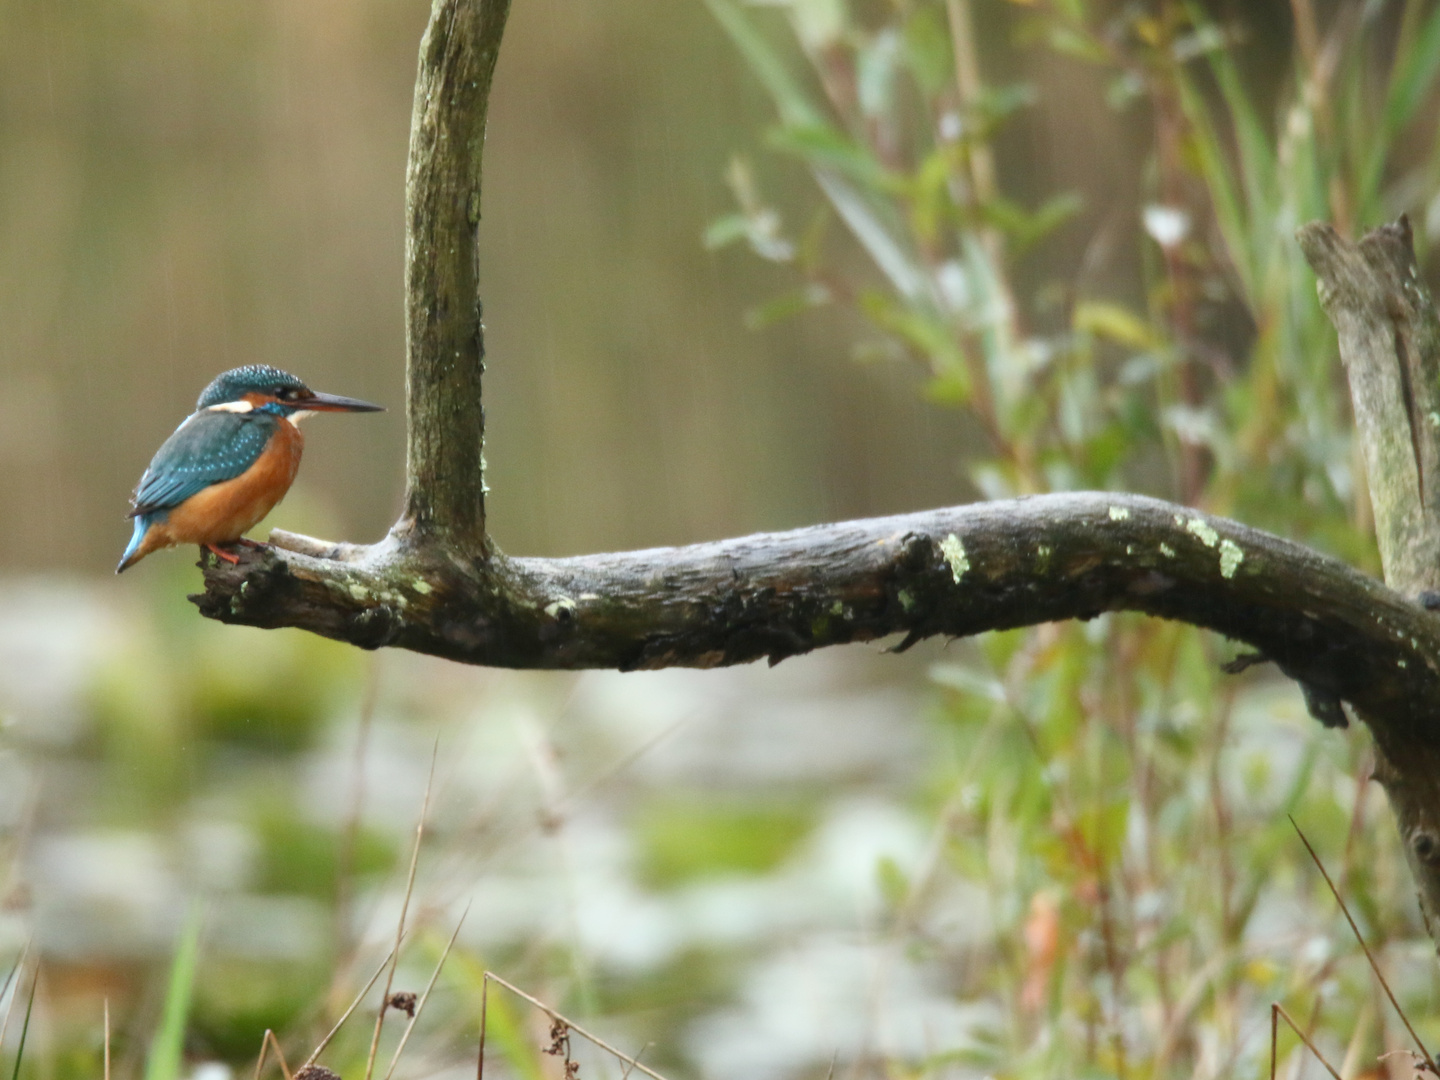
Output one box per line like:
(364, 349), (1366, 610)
(364, 742), (438, 1080)
(104, 999), (111, 1080)
(1290, 816), (1435, 1072)
(253, 1029), (293, 1080)
(8, 969), (37, 1080)
(0, 943), (30, 1055)
(1271, 1003), (1343, 1080)
(475, 969), (488, 1080)
(304, 942), (405, 1069)
(382, 904), (470, 1080)
(484, 971), (674, 1080)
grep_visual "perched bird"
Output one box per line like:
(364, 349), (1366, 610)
(117, 365), (382, 573)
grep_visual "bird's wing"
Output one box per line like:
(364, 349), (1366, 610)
(130, 409), (276, 514)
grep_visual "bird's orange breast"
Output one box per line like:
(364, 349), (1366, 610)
(161, 419), (305, 545)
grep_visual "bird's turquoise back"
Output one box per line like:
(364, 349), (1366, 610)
(131, 409), (278, 515)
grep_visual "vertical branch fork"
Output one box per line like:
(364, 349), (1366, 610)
(400, 0), (512, 549)
(1299, 217), (1440, 947)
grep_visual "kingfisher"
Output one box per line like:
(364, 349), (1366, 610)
(117, 365), (383, 573)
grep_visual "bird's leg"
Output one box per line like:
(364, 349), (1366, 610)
(203, 543), (242, 565)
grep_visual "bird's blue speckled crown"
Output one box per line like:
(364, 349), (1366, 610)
(196, 365), (308, 409)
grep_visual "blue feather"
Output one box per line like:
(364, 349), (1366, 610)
(130, 410), (277, 514)
(117, 511), (166, 573)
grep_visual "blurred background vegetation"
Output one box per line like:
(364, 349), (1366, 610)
(6, 0), (1440, 1078)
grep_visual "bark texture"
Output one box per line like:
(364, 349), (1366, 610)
(1299, 218), (1440, 946)
(401, 0), (510, 548)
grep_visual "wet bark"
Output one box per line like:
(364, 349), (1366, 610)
(1299, 218), (1440, 945)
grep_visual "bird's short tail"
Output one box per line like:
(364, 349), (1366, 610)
(116, 514), (155, 574)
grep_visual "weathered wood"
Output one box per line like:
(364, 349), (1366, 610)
(1300, 218), (1440, 947)
(1298, 219), (1440, 595)
(199, 492), (1440, 732)
(401, 0), (510, 548)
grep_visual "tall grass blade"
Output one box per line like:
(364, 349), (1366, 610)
(1383, 7), (1440, 150)
(6, 971), (36, 1080)
(144, 904), (204, 1080)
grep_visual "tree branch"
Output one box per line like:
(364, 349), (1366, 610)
(200, 492), (1440, 721)
(1298, 218), (1440, 596)
(401, 0), (510, 548)
(1299, 217), (1440, 948)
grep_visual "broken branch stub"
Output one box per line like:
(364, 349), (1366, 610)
(1300, 217), (1440, 943)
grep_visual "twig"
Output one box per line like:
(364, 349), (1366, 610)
(104, 999), (111, 1080)
(476, 969), (489, 1080)
(483, 971), (674, 1080)
(363, 742), (438, 1080)
(382, 903), (471, 1080)
(1290, 816), (1436, 1071)
(619, 1043), (654, 1080)
(253, 1029), (294, 1080)
(303, 941), (406, 1069)
(1272, 1003), (1343, 1080)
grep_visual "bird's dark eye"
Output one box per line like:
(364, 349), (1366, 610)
(276, 386), (297, 400)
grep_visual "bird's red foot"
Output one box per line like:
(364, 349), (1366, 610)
(204, 543), (242, 565)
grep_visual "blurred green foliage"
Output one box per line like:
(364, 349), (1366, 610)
(703, 0), (1440, 1077)
(636, 798), (816, 886)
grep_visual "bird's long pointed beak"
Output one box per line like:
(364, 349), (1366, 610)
(299, 391), (385, 413)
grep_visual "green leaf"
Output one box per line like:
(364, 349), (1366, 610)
(856, 27), (903, 120)
(768, 123), (895, 191)
(1364, 5), (1440, 206)
(1044, 24), (1107, 63)
(704, 0), (825, 128)
(145, 905), (203, 1080)
(704, 213), (752, 250)
(815, 170), (932, 302)
(980, 192), (1082, 254)
(1384, 6), (1440, 142)
(860, 289), (968, 384)
(903, 6), (953, 95)
(745, 284), (830, 329)
(1073, 301), (1160, 351)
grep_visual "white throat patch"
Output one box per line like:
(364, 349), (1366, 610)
(207, 400), (255, 413)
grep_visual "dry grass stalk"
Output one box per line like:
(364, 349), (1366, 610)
(382, 903), (470, 1080)
(304, 942), (406, 1070)
(1271, 1002), (1343, 1080)
(253, 1029), (294, 1080)
(481, 971), (673, 1080)
(364, 742), (438, 1080)
(1290, 816), (1436, 1073)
